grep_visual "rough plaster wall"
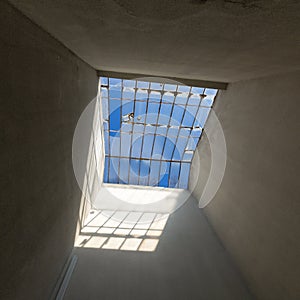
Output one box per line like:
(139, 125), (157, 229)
(8, 0), (300, 82)
(190, 70), (300, 300)
(0, 2), (98, 299)
(65, 197), (253, 300)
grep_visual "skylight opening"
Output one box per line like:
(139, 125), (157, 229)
(100, 77), (218, 189)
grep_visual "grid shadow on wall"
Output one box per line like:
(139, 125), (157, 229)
(75, 210), (170, 252)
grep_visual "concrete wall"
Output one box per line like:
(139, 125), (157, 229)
(190, 70), (300, 300)
(9, 0), (300, 82)
(0, 2), (98, 299)
(66, 197), (254, 300)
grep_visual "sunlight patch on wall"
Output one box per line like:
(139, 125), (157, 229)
(75, 209), (169, 252)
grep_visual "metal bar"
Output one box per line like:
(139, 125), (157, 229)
(117, 79), (123, 184)
(127, 80), (138, 184)
(155, 85), (165, 186)
(168, 86), (192, 187)
(158, 84), (179, 186)
(137, 87), (151, 185)
(185, 88), (219, 189)
(180, 88), (204, 162)
(176, 162), (182, 188)
(107, 77), (111, 182)
(101, 96), (213, 108)
(105, 130), (197, 140)
(184, 88), (207, 168)
(147, 84), (165, 186)
(108, 121), (203, 130)
(97, 70), (228, 90)
(180, 137), (191, 161)
(189, 87), (206, 131)
(105, 155), (188, 164)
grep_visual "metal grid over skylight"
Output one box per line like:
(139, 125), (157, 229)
(100, 77), (217, 189)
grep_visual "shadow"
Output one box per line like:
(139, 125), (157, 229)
(75, 210), (170, 252)
(66, 199), (253, 300)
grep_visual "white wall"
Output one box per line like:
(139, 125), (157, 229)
(72, 92), (106, 233)
(93, 184), (190, 214)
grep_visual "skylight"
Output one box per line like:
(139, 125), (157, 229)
(100, 77), (217, 189)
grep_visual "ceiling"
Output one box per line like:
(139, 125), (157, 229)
(9, 0), (300, 82)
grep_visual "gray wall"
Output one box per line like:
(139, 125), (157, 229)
(190, 70), (300, 300)
(8, 0), (300, 82)
(0, 2), (98, 299)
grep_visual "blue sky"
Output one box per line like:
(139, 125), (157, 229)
(101, 77), (217, 189)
